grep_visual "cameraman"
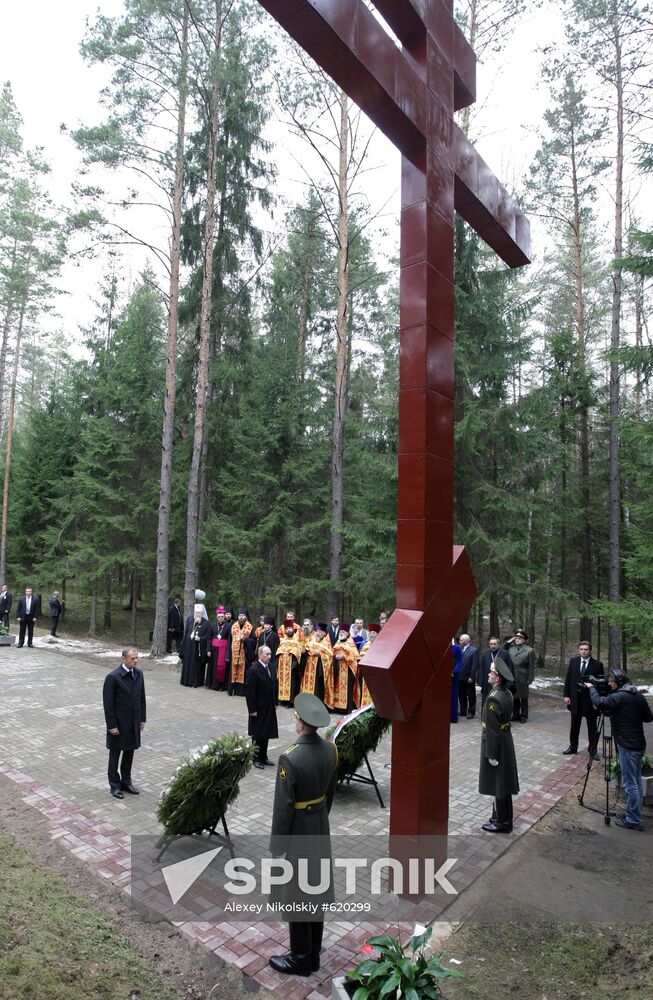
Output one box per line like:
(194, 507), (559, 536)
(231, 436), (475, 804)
(587, 669), (652, 830)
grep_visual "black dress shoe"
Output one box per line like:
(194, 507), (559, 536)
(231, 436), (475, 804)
(466, 713), (475, 719)
(254, 761), (265, 769)
(562, 746), (578, 755)
(264, 758), (275, 766)
(519, 717), (527, 723)
(121, 783), (140, 795)
(481, 820), (512, 833)
(269, 952), (312, 977)
(110, 788), (125, 799)
(590, 751), (600, 761)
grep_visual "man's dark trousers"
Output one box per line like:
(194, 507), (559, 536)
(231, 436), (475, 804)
(108, 749), (135, 791)
(18, 619), (35, 647)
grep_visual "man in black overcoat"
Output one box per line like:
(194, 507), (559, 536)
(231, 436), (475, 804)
(103, 647), (146, 799)
(479, 637), (512, 706)
(0, 584), (13, 629)
(562, 640), (604, 759)
(16, 586), (40, 647)
(245, 644), (278, 768)
(49, 591), (62, 636)
(167, 597), (184, 654)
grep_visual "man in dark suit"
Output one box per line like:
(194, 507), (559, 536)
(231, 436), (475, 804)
(49, 591), (62, 636)
(326, 616), (340, 647)
(458, 633), (480, 718)
(479, 637), (512, 707)
(16, 586), (40, 647)
(102, 648), (146, 798)
(245, 644), (278, 769)
(0, 584), (12, 629)
(563, 640), (604, 759)
(166, 596), (184, 654)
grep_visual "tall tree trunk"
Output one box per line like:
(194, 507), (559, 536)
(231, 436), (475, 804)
(571, 129), (592, 641)
(559, 398), (568, 672)
(89, 588), (98, 635)
(0, 236), (18, 438)
(131, 571), (139, 646)
(0, 240), (32, 582)
(152, 7), (189, 655)
(296, 211), (316, 383)
(184, 0), (222, 617)
(104, 574), (112, 630)
(608, 14), (624, 667)
(326, 90), (349, 619)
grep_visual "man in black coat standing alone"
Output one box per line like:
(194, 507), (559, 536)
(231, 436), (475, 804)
(103, 648), (146, 799)
(49, 591), (62, 636)
(167, 597), (184, 654)
(245, 644), (278, 769)
(562, 640), (604, 760)
(16, 586), (40, 647)
(0, 584), (13, 629)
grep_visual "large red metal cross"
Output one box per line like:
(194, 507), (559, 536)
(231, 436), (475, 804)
(259, 0), (530, 836)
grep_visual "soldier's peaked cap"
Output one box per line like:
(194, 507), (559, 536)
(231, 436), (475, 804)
(294, 693), (330, 728)
(493, 660), (514, 683)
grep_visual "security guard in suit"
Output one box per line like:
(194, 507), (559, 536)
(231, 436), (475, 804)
(269, 693), (338, 977)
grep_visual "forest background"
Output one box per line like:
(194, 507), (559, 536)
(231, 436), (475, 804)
(0, 0), (652, 671)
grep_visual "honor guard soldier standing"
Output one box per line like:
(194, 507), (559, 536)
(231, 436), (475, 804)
(479, 657), (520, 833)
(269, 693), (338, 977)
(503, 629), (535, 723)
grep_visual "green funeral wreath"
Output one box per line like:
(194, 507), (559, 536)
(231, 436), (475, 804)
(156, 731), (256, 835)
(327, 707), (390, 782)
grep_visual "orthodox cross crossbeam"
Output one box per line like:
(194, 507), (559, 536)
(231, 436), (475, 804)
(259, 0), (531, 835)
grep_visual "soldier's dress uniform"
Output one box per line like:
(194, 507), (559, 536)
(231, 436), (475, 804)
(269, 694), (338, 977)
(503, 630), (535, 722)
(479, 662), (519, 833)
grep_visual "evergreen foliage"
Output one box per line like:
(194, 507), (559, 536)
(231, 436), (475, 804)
(157, 731), (256, 835)
(327, 708), (391, 782)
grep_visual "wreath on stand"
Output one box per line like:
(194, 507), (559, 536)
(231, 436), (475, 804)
(156, 731), (256, 835)
(328, 707), (391, 782)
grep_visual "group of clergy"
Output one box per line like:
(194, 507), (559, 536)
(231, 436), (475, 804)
(177, 599), (389, 715)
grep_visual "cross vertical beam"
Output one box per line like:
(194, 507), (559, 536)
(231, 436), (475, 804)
(257, 0), (530, 837)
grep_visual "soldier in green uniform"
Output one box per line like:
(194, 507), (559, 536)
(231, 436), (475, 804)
(268, 693), (338, 977)
(503, 628), (535, 722)
(479, 658), (520, 833)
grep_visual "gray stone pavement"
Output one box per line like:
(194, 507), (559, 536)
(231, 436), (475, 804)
(0, 640), (574, 838)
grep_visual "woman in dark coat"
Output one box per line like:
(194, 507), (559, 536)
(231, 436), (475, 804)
(180, 605), (211, 688)
(245, 645), (278, 767)
(479, 657), (520, 833)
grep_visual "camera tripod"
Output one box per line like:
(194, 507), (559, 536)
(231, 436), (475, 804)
(577, 712), (617, 824)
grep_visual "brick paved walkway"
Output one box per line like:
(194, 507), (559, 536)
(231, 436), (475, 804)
(0, 641), (588, 998)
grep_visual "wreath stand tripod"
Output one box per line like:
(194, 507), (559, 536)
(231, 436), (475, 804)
(341, 751), (385, 809)
(578, 712), (617, 825)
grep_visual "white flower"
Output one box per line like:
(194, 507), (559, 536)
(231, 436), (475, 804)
(202, 744), (209, 753)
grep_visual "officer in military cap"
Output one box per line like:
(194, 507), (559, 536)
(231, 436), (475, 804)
(479, 657), (520, 833)
(268, 693), (338, 977)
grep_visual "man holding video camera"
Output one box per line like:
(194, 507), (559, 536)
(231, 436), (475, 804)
(587, 669), (652, 830)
